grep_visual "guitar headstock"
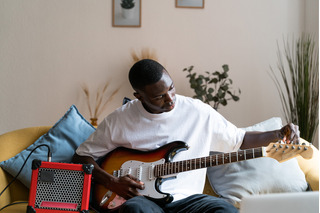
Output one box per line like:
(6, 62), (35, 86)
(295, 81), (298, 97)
(264, 143), (313, 162)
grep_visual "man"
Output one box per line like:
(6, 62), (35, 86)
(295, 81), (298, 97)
(73, 59), (299, 213)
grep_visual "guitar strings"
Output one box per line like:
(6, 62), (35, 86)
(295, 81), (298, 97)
(155, 144), (303, 177)
(155, 147), (264, 177)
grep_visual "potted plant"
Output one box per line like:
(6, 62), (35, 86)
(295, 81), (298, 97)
(121, 0), (135, 19)
(270, 34), (319, 144)
(183, 64), (241, 110)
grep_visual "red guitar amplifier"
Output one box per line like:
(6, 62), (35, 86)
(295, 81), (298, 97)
(27, 160), (94, 213)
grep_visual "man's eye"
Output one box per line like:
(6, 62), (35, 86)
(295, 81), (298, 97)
(154, 96), (164, 100)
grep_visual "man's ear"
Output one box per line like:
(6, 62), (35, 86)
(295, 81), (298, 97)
(134, 92), (142, 101)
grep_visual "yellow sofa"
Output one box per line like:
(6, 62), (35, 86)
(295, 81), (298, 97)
(0, 126), (51, 212)
(0, 126), (319, 212)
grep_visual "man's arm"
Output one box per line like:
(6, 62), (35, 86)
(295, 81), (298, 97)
(240, 123), (299, 149)
(72, 153), (145, 200)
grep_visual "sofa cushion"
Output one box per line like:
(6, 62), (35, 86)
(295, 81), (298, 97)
(0, 105), (95, 189)
(207, 117), (308, 208)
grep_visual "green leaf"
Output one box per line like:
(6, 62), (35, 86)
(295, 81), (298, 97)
(232, 96), (240, 101)
(195, 89), (202, 95)
(218, 90), (225, 98)
(221, 85), (229, 91)
(196, 78), (203, 85)
(190, 78), (196, 85)
(222, 64), (229, 72)
(213, 71), (220, 76)
(209, 78), (218, 84)
(220, 99), (227, 106)
(222, 72), (228, 78)
(196, 95), (203, 101)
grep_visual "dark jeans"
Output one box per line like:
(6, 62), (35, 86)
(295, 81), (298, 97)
(117, 194), (238, 213)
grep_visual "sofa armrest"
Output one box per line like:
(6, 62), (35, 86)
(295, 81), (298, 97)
(296, 138), (319, 191)
(0, 126), (51, 209)
(0, 167), (11, 208)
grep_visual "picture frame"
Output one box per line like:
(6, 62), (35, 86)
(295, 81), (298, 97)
(175, 0), (204, 9)
(112, 0), (141, 27)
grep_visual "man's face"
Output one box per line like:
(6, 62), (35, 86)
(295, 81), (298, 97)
(134, 70), (176, 114)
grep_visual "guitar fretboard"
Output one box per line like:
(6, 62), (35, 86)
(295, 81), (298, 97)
(154, 147), (263, 177)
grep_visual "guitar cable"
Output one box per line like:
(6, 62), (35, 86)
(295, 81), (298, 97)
(0, 144), (52, 211)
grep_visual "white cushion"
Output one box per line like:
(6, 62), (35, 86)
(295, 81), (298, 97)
(207, 117), (308, 208)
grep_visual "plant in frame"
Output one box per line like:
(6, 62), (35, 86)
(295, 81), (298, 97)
(121, 0), (135, 9)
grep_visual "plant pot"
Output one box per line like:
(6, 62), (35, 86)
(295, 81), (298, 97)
(121, 7), (135, 19)
(90, 118), (98, 127)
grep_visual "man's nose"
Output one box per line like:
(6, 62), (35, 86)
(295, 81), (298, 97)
(164, 91), (174, 103)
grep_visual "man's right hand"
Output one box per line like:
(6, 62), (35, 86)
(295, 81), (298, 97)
(108, 174), (145, 200)
(72, 153), (145, 200)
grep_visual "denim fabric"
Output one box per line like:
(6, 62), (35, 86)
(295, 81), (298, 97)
(117, 194), (238, 213)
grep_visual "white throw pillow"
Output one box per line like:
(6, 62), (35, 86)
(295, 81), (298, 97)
(207, 117), (308, 208)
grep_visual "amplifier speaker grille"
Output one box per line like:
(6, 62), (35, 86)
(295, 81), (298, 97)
(35, 168), (84, 211)
(27, 160), (93, 213)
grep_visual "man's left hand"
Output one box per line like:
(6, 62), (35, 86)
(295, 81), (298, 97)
(278, 123), (300, 144)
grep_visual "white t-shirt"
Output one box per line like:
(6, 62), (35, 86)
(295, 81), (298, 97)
(76, 94), (245, 201)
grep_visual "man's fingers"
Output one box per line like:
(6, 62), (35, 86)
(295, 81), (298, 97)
(126, 175), (145, 190)
(282, 123), (300, 144)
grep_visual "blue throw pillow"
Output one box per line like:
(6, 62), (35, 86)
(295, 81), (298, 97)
(0, 105), (96, 188)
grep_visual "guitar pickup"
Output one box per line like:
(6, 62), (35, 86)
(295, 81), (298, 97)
(149, 164), (155, 180)
(137, 165), (142, 181)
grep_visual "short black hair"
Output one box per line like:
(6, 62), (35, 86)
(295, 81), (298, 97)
(129, 59), (165, 90)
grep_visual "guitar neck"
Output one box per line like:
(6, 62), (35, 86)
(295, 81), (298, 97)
(154, 147), (264, 177)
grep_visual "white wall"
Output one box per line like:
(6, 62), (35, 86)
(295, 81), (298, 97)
(0, 0), (318, 145)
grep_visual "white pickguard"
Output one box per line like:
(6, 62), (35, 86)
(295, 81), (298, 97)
(120, 158), (170, 199)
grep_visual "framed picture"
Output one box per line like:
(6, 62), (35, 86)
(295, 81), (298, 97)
(175, 0), (204, 8)
(112, 0), (141, 27)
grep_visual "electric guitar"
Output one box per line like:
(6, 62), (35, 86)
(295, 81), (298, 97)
(94, 141), (313, 211)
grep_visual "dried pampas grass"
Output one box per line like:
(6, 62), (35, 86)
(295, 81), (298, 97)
(81, 81), (120, 120)
(131, 47), (158, 64)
